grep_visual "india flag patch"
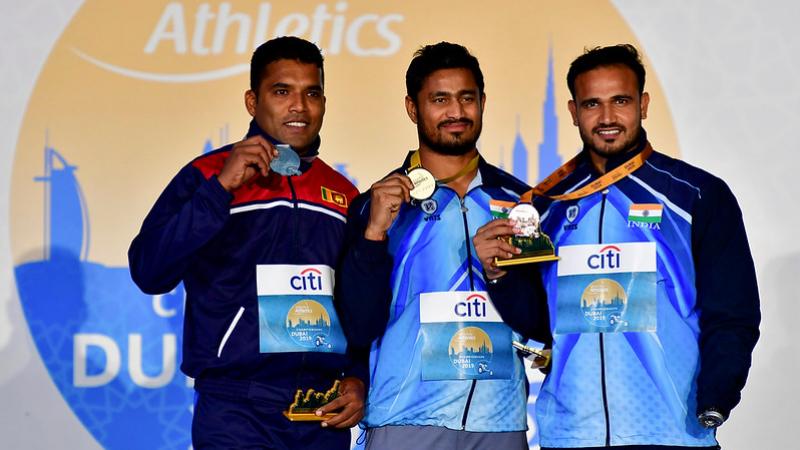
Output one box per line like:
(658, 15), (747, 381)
(628, 203), (663, 223)
(490, 200), (516, 219)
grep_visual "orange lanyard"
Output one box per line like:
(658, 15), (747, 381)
(519, 144), (653, 203)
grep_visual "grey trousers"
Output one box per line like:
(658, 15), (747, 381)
(364, 425), (528, 450)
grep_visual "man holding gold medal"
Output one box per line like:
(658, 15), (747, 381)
(129, 37), (366, 449)
(338, 42), (548, 449)
(474, 45), (760, 449)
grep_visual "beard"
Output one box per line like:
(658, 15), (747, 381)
(418, 118), (482, 156)
(580, 122), (643, 159)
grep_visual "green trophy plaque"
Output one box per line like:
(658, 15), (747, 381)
(490, 201), (559, 266)
(283, 380), (340, 421)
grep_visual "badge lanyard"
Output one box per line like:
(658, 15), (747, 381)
(519, 144), (653, 203)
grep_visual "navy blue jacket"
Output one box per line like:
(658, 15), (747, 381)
(487, 135), (760, 447)
(129, 121), (367, 401)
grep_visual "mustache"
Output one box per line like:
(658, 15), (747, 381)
(437, 118), (473, 129)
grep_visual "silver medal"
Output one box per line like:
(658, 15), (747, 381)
(508, 203), (541, 238)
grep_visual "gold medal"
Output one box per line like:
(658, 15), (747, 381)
(406, 150), (480, 202)
(407, 167), (436, 200)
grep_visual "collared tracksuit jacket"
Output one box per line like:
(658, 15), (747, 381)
(488, 138), (760, 448)
(338, 154), (549, 432)
(128, 122), (366, 417)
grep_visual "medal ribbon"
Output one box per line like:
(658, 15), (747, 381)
(409, 150), (480, 184)
(519, 143), (653, 203)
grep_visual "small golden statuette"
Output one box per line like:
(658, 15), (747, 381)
(283, 380), (340, 421)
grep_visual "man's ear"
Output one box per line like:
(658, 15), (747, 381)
(405, 95), (418, 124)
(245, 90), (257, 117)
(568, 99), (578, 126)
(640, 92), (650, 120)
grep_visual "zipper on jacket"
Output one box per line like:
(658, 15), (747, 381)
(459, 195), (478, 429)
(287, 177), (300, 256)
(286, 176), (308, 384)
(598, 190), (611, 446)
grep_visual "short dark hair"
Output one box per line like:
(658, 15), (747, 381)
(405, 42), (484, 103)
(250, 36), (324, 94)
(567, 44), (646, 98)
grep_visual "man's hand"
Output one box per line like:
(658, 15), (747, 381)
(364, 173), (414, 241)
(315, 377), (365, 429)
(217, 136), (278, 192)
(473, 218), (521, 280)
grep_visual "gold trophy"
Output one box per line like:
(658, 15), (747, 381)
(491, 201), (559, 266)
(283, 380), (340, 421)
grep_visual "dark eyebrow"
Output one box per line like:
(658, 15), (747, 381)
(612, 94), (633, 101)
(270, 82), (323, 92)
(429, 88), (478, 98)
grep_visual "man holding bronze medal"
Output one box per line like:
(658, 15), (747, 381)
(474, 44), (760, 449)
(338, 42), (548, 449)
(129, 37), (366, 449)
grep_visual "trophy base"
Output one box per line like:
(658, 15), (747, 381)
(494, 254), (560, 267)
(283, 411), (337, 422)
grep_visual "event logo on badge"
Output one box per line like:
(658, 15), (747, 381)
(286, 300), (333, 349)
(580, 278), (629, 329)
(449, 326), (494, 375)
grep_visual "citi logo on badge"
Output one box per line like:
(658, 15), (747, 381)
(257, 264), (333, 295)
(587, 245), (621, 270)
(455, 293), (488, 318)
(557, 242), (656, 276)
(290, 268), (324, 291)
(419, 291), (502, 324)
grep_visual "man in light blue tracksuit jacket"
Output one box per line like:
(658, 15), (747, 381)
(338, 42), (550, 450)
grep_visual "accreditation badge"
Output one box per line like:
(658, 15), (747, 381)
(256, 265), (346, 354)
(554, 243), (657, 334)
(419, 291), (513, 380)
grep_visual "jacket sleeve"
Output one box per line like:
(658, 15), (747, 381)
(486, 264), (551, 344)
(693, 177), (760, 419)
(335, 194), (394, 348)
(341, 345), (371, 390)
(128, 164), (233, 295)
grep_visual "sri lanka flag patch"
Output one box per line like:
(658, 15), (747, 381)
(321, 186), (348, 208)
(628, 203), (663, 223)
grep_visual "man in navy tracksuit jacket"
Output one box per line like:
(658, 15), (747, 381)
(474, 45), (760, 449)
(129, 37), (366, 449)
